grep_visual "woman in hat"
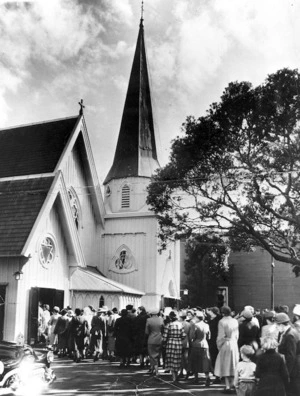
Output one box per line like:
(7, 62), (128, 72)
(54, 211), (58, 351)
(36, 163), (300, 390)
(54, 308), (69, 357)
(133, 306), (149, 367)
(189, 310), (212, 386)
(214, 306), (239, 394)
(162, 310), (185, 382)
(254, 336), (289, 396)
(206, 307), (221, 378)
(260, 311), (279, 342)
(238, 309), (260, 352)
(292, 304), (300, 333)
(145, 309), (164, 375)
(48, 306), (61, 349)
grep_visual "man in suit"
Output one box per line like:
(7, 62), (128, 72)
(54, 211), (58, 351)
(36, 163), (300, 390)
(99, 306), (109, 359)
(276, 312), (300, 396)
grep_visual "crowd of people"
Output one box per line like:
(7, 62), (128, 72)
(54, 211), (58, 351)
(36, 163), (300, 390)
(37, 302), (300, 395)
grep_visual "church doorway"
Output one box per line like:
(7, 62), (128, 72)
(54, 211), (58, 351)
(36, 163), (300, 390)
(28, 287), (64, 345)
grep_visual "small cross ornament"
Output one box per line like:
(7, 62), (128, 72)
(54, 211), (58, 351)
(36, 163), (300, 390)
(78, 99), (85, 115)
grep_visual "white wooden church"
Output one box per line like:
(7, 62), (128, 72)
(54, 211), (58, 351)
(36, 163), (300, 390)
(0, 19), (181, 344)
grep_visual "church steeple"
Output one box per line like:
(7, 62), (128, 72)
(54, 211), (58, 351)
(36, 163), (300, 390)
(104, 19), (160, 185)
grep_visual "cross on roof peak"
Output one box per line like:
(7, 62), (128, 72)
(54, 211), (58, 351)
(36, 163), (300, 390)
(78, 99), (85, 115)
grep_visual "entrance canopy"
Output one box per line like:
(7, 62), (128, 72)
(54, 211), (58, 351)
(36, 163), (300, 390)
(70, 267), (144, 296)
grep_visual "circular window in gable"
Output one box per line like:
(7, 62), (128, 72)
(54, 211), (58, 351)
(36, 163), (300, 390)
(39, 236), (56, 269)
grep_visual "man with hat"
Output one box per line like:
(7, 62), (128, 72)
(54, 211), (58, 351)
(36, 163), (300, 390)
(145, 309), (164, 376)
(90, 308), (103, 361)
(99, 306), (109, 359)
(276, 312), (300, 395)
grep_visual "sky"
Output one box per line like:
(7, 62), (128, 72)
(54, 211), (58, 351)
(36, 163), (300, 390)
(1, 0), (300, 183)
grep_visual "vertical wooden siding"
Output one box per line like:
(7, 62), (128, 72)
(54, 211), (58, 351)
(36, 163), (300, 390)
(61, 142), (100, 266)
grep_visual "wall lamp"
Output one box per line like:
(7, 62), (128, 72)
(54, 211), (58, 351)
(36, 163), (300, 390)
(13, 255), (30, 281)
(13, 270), (24, 281)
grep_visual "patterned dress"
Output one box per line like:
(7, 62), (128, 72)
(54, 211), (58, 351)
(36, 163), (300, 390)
(163, 320), (185, 371)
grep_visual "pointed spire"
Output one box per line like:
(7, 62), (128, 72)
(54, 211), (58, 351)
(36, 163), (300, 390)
(104, 18), (160, 184)
(140, 1), (144, 26)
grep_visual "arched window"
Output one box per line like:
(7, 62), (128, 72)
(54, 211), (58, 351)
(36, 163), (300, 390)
(106, 185), (111, 197)
(68, 188), (80, 229)
(99, 296), (105, 308)
(121, 185), (130, 208)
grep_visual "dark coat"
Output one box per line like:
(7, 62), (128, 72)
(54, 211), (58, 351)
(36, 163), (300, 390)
(278, 326), (300, 378)
(53, 315), (69, 349)
(238, 318), (260, 350)
(133, 312), (149, 355)
(69, 315), (89, 351)
(207, 315), (220, 367)
(254, 349), (289, 396)
(114, 315), (133, 358)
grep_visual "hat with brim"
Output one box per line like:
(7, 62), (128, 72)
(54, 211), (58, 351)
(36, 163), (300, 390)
(293, 304), (300, 317)
(264, 311), (275, 320)
(275, 313), (290, 324)
(195, 310), (204, 318)
(242, 310), (253, 320)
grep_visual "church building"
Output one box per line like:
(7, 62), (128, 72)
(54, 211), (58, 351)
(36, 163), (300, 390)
(0, 18), (181, 344)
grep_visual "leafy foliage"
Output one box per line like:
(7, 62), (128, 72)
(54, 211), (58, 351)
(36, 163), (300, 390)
(147, 68), (300, 274)
(183, 235), (231, 307)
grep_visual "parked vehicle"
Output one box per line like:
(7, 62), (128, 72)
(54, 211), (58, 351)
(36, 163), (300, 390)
(0, 343), (56, 391)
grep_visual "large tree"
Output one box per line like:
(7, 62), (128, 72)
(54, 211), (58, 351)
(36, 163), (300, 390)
(147, 68), (300, 274)
(183, 234), (232, 307)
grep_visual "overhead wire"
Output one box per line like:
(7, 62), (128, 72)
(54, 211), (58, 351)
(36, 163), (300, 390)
(0, 167), (299, 196)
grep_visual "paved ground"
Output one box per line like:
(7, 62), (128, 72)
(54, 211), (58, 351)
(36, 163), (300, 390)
(47, 356), (229, 396)
(0, 356), (231, 396)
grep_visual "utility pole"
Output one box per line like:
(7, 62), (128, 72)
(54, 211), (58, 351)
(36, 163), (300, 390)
(271, 256), (275, 310)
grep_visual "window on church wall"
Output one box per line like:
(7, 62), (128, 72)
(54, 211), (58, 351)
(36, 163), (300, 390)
(99, 296), (105, 308)
(106, 185), (111, 197)
(68, 188), (80, 229)
(121, 185), (130, 208)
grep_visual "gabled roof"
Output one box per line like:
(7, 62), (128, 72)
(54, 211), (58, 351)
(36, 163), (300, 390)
(0, 116), (79, 178)
(70, 266), (145, 295)
(104, 20), (160, 184)
(0, 176), (54, 255)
